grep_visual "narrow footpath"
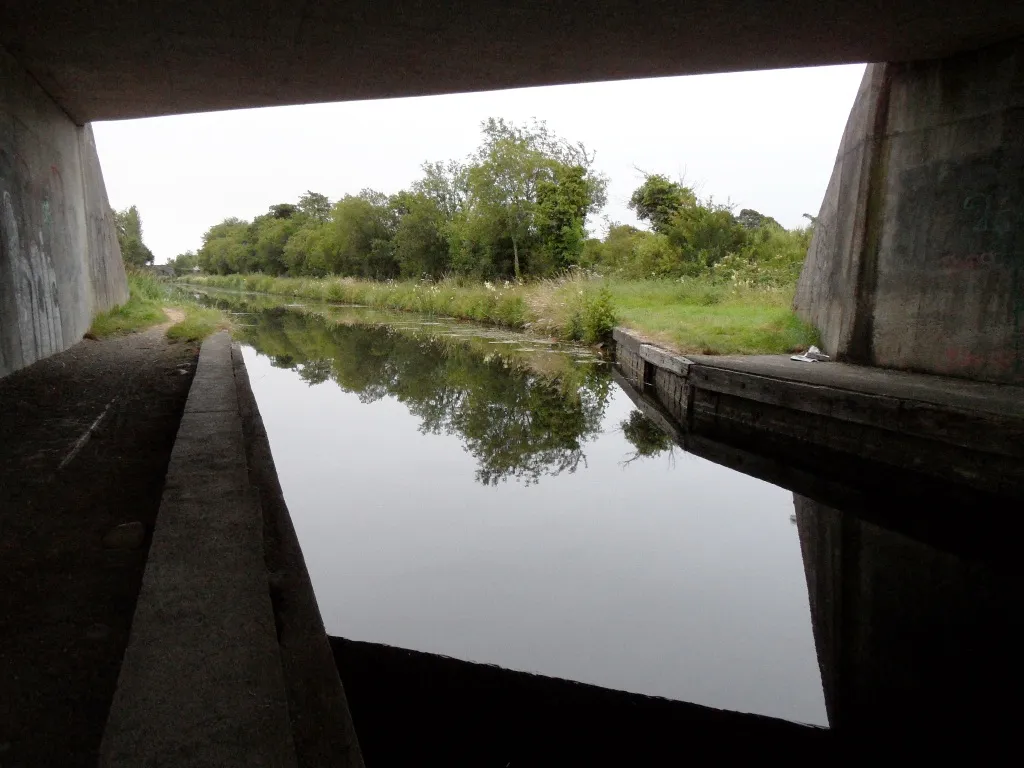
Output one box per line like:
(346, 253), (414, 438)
(0, 314), (198, 767)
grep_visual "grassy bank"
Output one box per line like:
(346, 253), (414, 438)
(165, 306), (227, 342)
(181, 273), (617, 344)
(609, 280), (817, 355)
(89, 272), (229, 341)
(88, 273), (169, 337)
(181, 273), (817, 354)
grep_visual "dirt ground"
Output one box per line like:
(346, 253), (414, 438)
(0, 318), (198, 767)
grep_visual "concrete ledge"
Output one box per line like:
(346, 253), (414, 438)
(231, 342), (365, 768)
(612, 327), (643, 353)
(640, 343), (693, 376)
(99, 333), (297, 767)
(611, 327), (1024, 498)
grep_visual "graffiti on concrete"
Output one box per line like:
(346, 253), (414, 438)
(1, 189), (64, 365)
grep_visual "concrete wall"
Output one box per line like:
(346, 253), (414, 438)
(795, 38), (1024, 384)
(794, 495), (1008, 735)
(0, 44), (127, 378)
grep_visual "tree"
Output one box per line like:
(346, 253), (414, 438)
(197, 218), (252, 274)
(269, 203), (299, 219)
(326, 191), (398, 278)
(665, 201), (746, 270)
(167, 250), (198, 276)
(465, 118), (605, 279)
(737, 208), (781, 231)
(390, 191), (451, 278)
(413, 161), (468, 220)
(466, 119), (549, 279)
(250, 210), (300, 275)
(628, 174), (696, 234)
(114, 205), (155, 267)
(282, 220), (332, 276)
(535, 164), (591, 273)
(297, 191), (331, 223)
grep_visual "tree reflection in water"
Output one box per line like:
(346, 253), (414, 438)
(619, 410), (675, 466)
(237, 310), (619, 485)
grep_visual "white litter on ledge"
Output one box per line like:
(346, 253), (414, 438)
(791, 345), (831, 363)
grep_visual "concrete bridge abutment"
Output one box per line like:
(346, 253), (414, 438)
(796, 37), (1024, 384)
(0, 44), (127, 378)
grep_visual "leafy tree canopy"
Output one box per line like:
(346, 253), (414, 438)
(114, 205), (154, 268)
(182, 119), (808, 287)
(628, 174), (696, 235)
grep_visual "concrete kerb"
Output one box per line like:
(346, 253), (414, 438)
(230, 342), (365, 768)
(99, 332), (298, 767)
(611, 326), (1024, 496)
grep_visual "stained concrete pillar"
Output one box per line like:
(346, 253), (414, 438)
(0, 44), (127, 378)
(796, 38), (1024, 384)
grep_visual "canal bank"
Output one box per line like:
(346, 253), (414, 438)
(613, 327), (1024, 505)
(98, 332), (364, 767)
(97, 326), (835, 765)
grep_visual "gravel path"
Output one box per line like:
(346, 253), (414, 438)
(0, 318), (198, 767)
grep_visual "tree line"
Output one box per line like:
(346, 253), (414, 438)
(164, 118), (812, 283)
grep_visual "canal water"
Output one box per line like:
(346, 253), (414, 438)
(222, 297), (828, 727)
(197, 291), (1009, 736)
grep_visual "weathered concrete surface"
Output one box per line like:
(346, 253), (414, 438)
(0, 324), (197, 767)
(613, 328), (1024, 498)
(332, 636), (828, 765)
(796, 37), (1024, 384)
(0, 43), (127, 378)
(793, 67), (888, 366)
(99, 333), (297, 768)
(1, 2), (1023, 123)
(683, 353), (1024, 419)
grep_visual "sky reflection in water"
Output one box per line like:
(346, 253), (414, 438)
(237, 308), (827, 726)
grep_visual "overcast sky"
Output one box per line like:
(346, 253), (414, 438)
(93, 64), (865, 264)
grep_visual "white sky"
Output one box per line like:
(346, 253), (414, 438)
(94, 64), (865, 264)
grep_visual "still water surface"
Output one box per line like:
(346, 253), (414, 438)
(231, 302), (828, 726)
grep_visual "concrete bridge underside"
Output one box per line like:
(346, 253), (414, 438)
(2, 1), (1024, 381)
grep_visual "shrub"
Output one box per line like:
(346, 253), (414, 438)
(581, 285), (617, 343)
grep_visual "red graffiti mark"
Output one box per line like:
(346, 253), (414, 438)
(50, 164), (62, 180)
(937, 252), (1001, 271)
(945, 347), (1016, 372)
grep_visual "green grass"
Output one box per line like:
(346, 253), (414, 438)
(180, 272), (818, 353)
(89, 271), (229, 342)
(88, 273), (169, 337)
(165, 305), (228, 342)
(608, 280), (819, 355)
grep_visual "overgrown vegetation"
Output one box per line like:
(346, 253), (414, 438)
(88, 272), (229, 342)
(183, 272), (617, 343)
(183, 272), (817, 353)
(158, 117), (818, 353)
(165, 306), (227, 342)
(166, 120), (811, 290)
(88, 273), (168, 336)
